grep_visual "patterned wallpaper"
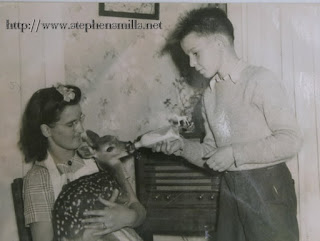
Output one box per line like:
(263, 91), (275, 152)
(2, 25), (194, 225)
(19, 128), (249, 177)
(63, 3), (212, 142)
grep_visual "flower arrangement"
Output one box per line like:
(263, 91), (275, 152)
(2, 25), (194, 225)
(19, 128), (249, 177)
(164, 76), (204, 133)
(164, 77), (202, 115)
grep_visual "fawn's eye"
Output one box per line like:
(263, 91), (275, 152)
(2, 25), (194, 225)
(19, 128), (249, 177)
(106, 146), (114, 152)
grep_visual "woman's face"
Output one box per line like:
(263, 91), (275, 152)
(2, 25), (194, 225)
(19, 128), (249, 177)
(48, 104), (85, 151)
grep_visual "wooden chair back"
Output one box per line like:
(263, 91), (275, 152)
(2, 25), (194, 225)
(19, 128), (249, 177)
(11, 178), (32, 241)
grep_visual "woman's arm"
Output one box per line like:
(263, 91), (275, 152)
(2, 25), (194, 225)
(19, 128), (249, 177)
(24, 167), (56, 241)
(127, 201), (147, 227)
(30, 221), (54, 241)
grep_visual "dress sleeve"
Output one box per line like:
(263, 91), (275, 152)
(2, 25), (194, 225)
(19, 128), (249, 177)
(232, 69), (303, 165)
(23, 166), (55, 226)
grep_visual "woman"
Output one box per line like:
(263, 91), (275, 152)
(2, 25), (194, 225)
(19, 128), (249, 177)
(19, 84), (145, 241)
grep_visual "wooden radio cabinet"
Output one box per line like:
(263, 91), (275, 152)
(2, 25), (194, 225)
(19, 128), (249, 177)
(134, 148), (221, 241)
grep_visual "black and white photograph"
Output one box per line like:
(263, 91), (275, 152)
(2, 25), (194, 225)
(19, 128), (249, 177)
(0, 1), (319, 241)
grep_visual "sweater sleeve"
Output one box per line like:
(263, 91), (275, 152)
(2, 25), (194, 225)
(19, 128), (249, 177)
(181, 94), (217, 167)
(232, 70), (303, 165)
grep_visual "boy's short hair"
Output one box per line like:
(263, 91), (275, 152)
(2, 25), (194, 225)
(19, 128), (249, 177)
(171, 7), (234, 45)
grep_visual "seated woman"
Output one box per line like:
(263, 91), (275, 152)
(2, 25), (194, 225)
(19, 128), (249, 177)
(19, 84), (145, 241)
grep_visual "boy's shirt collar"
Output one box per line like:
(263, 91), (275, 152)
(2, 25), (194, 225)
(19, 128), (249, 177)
(209, 60), (247, 91)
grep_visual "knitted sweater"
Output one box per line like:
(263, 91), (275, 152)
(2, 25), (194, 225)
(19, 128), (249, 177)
(181, 62), (303, 171)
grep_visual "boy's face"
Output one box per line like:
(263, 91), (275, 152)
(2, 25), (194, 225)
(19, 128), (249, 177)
(181, 32), (223, 79)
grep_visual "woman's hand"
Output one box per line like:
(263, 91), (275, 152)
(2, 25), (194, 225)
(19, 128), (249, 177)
(82, 196), (137, 236)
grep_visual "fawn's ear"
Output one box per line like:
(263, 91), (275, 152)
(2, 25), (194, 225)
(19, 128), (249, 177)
(77, 130), (100, 159)
(85, 130), (100, 148)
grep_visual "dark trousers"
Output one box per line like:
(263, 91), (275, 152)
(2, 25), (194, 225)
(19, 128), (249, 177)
(216, 163), (299, 241)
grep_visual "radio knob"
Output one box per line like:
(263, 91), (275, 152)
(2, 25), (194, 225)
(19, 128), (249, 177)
(154, 194), (160, 200)
(198, 194), (204, 200)
(165, 194), (171, 200)
(210, 194), (216, 200)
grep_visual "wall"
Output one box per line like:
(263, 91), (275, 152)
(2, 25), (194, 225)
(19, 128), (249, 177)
(1, 2), (320, 241)
(0, 3), (65, 240)
(229, 3), (320, 241)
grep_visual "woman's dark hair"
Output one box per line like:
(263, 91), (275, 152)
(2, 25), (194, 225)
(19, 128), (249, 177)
(19, 85), (81, 163)
(169, 7), (234, 45)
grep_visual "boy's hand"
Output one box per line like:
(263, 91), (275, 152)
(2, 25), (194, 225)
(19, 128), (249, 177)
(204, 146), (234, 172)
(151, 138), (184, 156)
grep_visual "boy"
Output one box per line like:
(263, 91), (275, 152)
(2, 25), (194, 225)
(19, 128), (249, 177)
(154, 7), (302, 241)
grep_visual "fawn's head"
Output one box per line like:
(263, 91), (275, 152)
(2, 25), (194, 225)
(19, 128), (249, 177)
(78, 130), (130, 168)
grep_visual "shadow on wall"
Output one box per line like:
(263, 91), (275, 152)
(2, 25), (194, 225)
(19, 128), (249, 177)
(161, 41), (208, 90)
(160, 31), (209, 140)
